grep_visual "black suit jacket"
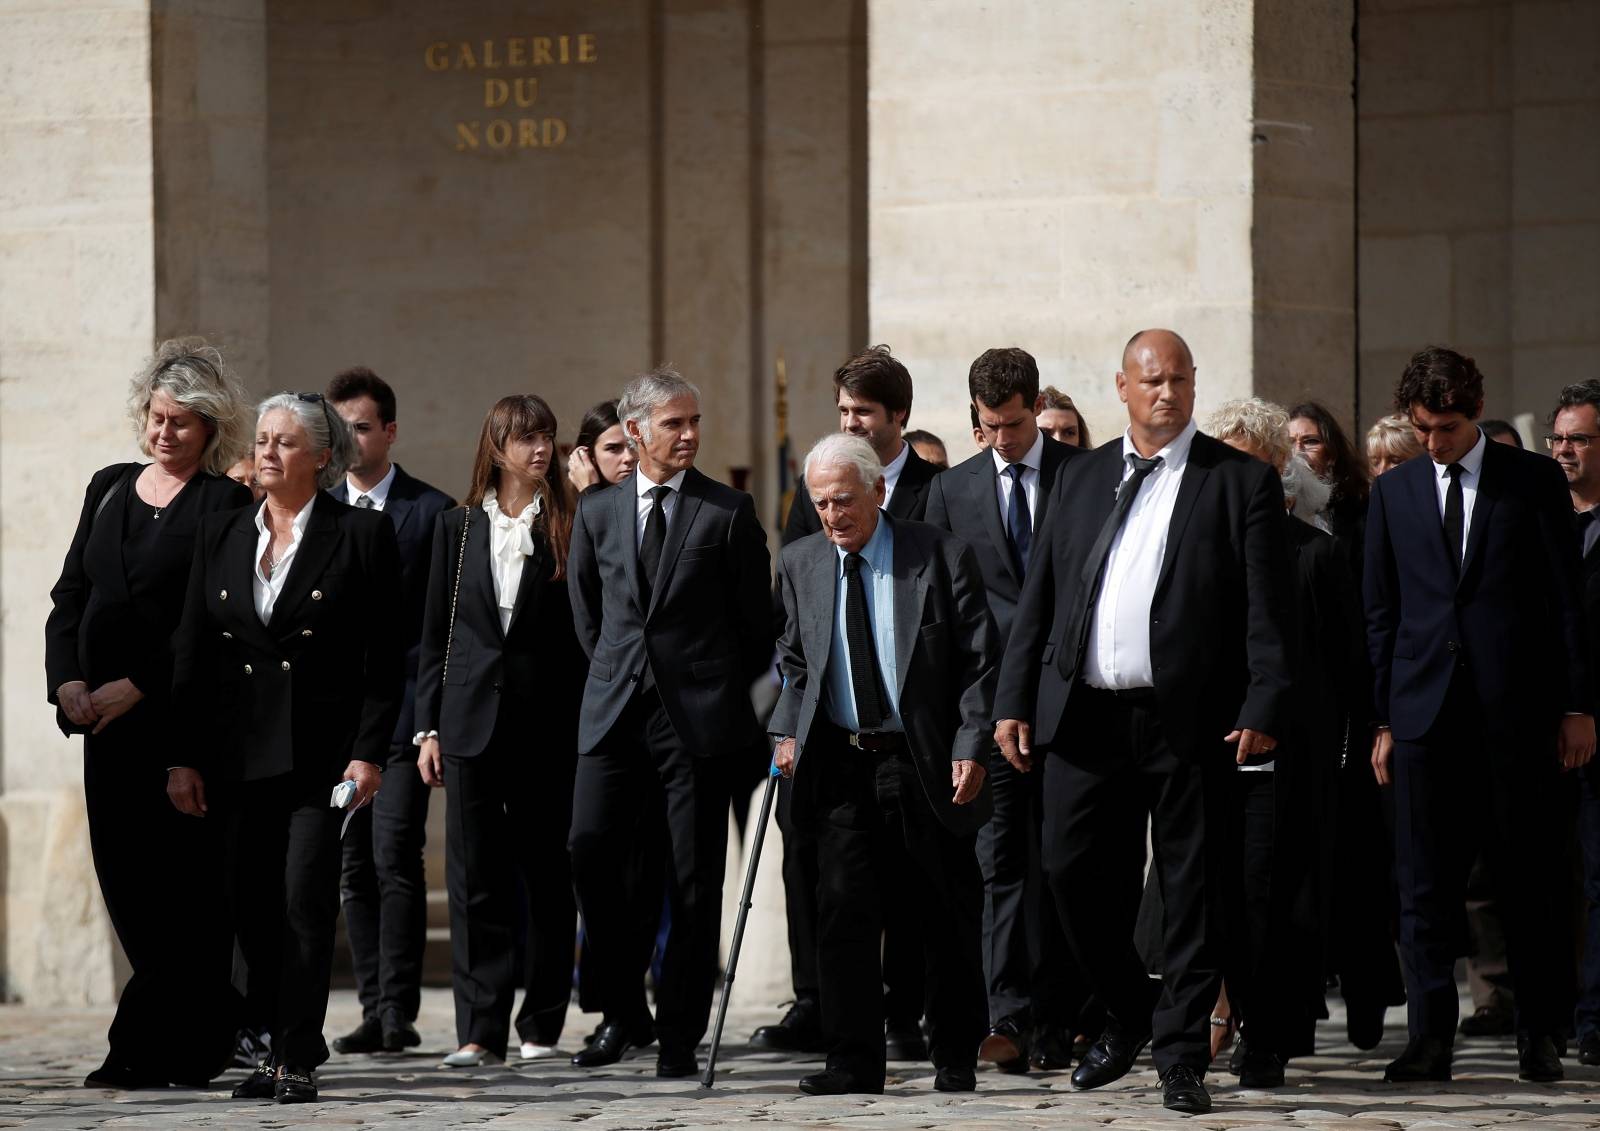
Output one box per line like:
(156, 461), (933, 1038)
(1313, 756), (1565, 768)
(46, 463), (251, 731)
(770, 516), (1000, 835)
(922, 435), (1081, 643)
(172, 492), (405, 782)
(327, 465), (454, 749)
(1365, 436), (1590, 741)
(414, 505), (584, 759)
(568, 466), (773, 757)
(782, 441), (939, 545)
(994, 432), (1295, 759)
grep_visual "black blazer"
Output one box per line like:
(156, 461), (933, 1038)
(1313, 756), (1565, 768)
(1365, 435), (1590, 742)
(781, 441), (940, 545)
(327, 465), (454, 749)
(922, 435), (1081, 643)
(172, 492), (404, 782)
(994, 431), (1295, 760)
(414, 505), (584, 759)
(568, 466), (772, 757)
(46, 463), (251, 731)
(770, 516), (1000, 835)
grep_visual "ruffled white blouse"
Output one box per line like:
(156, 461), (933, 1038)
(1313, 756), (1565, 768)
(482, 488), (541, 633)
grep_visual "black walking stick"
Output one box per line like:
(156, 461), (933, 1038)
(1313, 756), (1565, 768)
(701, 765), (781, 1088)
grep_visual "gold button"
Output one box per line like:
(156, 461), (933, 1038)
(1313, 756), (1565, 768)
(220, 589), (228, 600)
(243, 664), (252, 674)
(311, 589), (323, 601)
(281, 661), (291, 671)
(222, 631), (233, 639)
(301, 629), (313, 637)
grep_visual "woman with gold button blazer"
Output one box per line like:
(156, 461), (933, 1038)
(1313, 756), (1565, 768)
(172, 392), (403, 1105)
(45, 340), (253, 1090)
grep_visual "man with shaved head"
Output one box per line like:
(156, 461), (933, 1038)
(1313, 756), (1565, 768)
(994, 329), (1294, 1113)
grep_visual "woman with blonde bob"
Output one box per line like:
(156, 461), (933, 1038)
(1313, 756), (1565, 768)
(1367, 413), (1424, 478)
(415, 395), (585, 1067)
(45, 339), (254, 1089)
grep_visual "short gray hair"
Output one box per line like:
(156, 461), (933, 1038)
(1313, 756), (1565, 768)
(618, 365), (701, 451)
(127, 338), (252, 475)
(256, 392), (355, 491)
(1282, 451), (1332, 530)
(803, 433), (883, 493)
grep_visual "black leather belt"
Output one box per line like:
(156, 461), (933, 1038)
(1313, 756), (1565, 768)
(846, 730), (905, 752)
(1082, 683), (1157, 704)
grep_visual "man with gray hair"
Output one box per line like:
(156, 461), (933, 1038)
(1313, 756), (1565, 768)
(770, 432), (999, 1096)
(566, 366), (773, 1079)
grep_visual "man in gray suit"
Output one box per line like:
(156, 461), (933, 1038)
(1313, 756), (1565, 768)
(567, 366), (773, 1079)
(771, 433), (999, 1096)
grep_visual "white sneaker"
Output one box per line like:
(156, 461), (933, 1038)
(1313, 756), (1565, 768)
(519, 1042), (560, 1060)
(441, 1047), (504, 1068)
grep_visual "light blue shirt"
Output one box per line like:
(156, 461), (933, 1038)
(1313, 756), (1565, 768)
(824, 512), (903, 732)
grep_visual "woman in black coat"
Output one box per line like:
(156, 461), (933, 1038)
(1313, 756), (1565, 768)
(416, 394), (585, 1067)
(171, 392), (402, 1104)
(45, 340), (253, 1089)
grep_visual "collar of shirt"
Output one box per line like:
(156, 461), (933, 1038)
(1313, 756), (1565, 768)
(834, 510), (894, 579)
(635, 467), (688, 499)
(991, 428), (1045, 478)
(345, 462), (396, 509)
(253, 493), (316, 544)
(881, 441), (910, 500)
(482, 486), (540, 552)
(1433, 426), (1487, 483)
(1119, 417), (1198, 478)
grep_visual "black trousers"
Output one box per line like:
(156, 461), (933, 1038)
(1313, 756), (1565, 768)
(1043, 686), (1226, 1074)
(84, 711), (235, 1082)
(576, 817), (664, 1028)
(1392, 672), (1575, 1040)
(802, 727), (986, 1089)
(569, 688), (730, 1056)
(443, 722), (576, 1056)
(978, 749), (1092, 1032)
(339, 742), (430, 1024)
(1331, 748), (1406, 1015)
(225, 773), (345, 1069)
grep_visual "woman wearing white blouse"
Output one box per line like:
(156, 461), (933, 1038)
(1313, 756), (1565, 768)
(414, 395), (585, 1067)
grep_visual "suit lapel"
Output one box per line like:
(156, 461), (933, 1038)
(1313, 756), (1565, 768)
(506, 541), (547, 636)
(463, 507), (501, 638)
(886, 446), (928, 518)
(1153, 439), (1211, 598)
(971, 454), (1018, 587)
(384, 477), (417, 543)
(801, 536), (838, 685)
(891, 520), (930, 700)
(1405, 460), (1455, 578)
(269, 494), (341, 633)
(1458, 445), (1498, 591)
(1036, 438), (1068, 527)
(648, 470), (703, 618)
(615, 474), (645, 615)
(226, 507), (277, 650)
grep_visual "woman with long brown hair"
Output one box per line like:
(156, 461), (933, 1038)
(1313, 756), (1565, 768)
(414, 394), (584, 1066)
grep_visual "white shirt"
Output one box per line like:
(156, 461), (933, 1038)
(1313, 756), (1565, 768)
(992, 430), (1044, 535)
(635, 468), (688, 547)
(1084, 419), (1198, 690)
(881, 441), (910, 507)
(1430, 428), (1486, 564)
(345, 463), (396, 511)
(252, 496), (315, 623)
(483, 488), (540, 634)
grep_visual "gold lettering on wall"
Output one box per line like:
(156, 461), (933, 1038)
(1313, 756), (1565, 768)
(427, 34), (593, 154)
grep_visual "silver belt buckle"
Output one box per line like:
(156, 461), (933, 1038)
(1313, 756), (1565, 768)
(847, 732), (864, 749)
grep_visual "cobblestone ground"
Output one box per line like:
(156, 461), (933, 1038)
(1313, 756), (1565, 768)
(3, 988), (1599, 1129)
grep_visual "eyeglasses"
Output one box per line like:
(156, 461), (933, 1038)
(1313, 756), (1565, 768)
(1545, 433), (1598, 451)
(295, 392), (325, 405)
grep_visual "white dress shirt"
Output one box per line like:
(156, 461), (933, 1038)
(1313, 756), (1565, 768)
(881, 441), (910, 508)
(993, 430), (1044, 534)
(483, 488), (540, 634)
(252, 496), (315, 623)
(1084, 418), (1198, 690)
(1430, 427), (1486, 563)
(634, 468), (688, 548)
(345, 462), (396, 511)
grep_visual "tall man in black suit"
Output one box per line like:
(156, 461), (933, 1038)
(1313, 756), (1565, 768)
(994, 329), (1293, 1115)
(1367, 348), (1594, 1084)
(567, 366), (772, 1078)
(754, 345), (941, 1058)
(323, 368), (453, 1054)
(924, 347), (1084, 1073)
(1552, 379), (1600, 1068)
(771, 432), (998, 1095)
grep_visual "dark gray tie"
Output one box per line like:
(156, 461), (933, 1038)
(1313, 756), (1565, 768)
(639, 485), (670, 604)
(355, 493), (374, 509)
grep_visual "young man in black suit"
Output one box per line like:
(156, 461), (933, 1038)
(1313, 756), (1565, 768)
(994, 329), (1294, 1114)
(566, 366), (772, 1078)
(753, 345), (939, 1060)
(1367, 348), (1594, 1084)
(924, 347), (1085, 1075)
(324, 369), (453, 1055)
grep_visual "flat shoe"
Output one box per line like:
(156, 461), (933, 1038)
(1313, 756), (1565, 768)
(441, 1048), (504, 1068)
(520, 1042), (561, 1060)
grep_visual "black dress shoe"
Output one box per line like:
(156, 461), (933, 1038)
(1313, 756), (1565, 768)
(798, 1068), (881, 1095)
(231, 1063), (277, 1100)
(380, 1008), (422, 1052)
(1459, 1005), (1515, 1038)
(1238, 1046), (1285, 1088)
(572, 1020), (652, 1068)
(1030, 1026), (1074, 1071)
(1580, 1034), (1600, 1066)
(1518, 1034), (1564, 1082)
(656, 1048), (699, 1078)
(1384, 1035), (1452, 1082)
(1345, 999), (1386, 1051)
(332, 1017), (384, 1055)
(749, 999), (825, 1053)
(1070, 1025), (1150, 1090)
(1160, 1065), (1211, 1114)
(274, 1064), (317, 1104)
(934, 1065), (977, 1092)
(885, 1021), (928, 1061)
(83, 1061), (165, 1090)
(1228, 1034), (1248, 1076)
(978, 1017), (1029, 1073)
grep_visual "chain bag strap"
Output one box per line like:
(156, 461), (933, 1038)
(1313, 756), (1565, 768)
(441, 507), (471, 686)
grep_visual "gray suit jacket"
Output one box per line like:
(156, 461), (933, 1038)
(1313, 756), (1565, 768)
(770, 515), (1000, 835)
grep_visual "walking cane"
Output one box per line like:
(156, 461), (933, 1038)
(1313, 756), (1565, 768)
(701, 763), (781, 1088)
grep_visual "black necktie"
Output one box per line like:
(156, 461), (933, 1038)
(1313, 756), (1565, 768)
(1064, 454), (1164, 675)
(354, 494), (374, 509)
(1006, 464), (1032, 578)
(639, 485), (670, 604)
(843, 552), (887, 730)
(1442, 463), (1465, 572)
